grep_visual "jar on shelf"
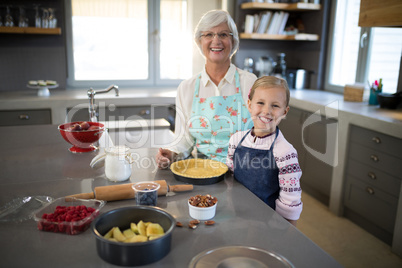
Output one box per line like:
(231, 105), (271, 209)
(273, 53), (287, 79)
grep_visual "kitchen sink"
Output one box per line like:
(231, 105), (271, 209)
(98, 119), (174, 149)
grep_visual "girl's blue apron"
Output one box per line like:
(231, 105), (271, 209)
(189, 69), (251, 163)
(233, 128), (280, 209)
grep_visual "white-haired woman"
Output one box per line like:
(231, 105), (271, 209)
(156, 10), (257, 168)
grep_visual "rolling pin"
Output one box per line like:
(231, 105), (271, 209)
(66, 180), (193, 201)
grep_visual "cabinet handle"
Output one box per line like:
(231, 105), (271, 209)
(370, 154), (379, 162)
(371, 137), (381, 144)
(367, 172), (376, 180)
(366, 187), (375, 195)
(19, 114), (30, 120)
(139, 109), (150, 116)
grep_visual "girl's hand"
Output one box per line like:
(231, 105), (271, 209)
(156, 148), (177, 169)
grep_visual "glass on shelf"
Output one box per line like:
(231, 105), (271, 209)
(48, 8), (57, 28)
(18, 6), (28, 28)
(5, 6), (14, 27)
(34, 5), (41, 28)
(42, 8), (49, 28)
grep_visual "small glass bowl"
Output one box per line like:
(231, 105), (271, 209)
(32, 197), (105, 235)
(132, 182), (160, 206)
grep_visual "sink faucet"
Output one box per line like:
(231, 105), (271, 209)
(87, 85), (119, 122)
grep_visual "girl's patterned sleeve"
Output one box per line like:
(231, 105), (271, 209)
(275, 146), (303, 221)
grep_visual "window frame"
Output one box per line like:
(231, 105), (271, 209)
(324, 0), (401, 93)
(64, 0), (184, 89)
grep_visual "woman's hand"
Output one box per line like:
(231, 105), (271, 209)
(156, 148), (177, 169)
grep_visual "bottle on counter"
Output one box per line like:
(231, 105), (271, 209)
(273, 53), (287, 79)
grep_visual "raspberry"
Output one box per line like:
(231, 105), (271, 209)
(40, 204), (96, 234)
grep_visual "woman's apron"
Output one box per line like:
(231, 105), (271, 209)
(233, 128), (280, 209)
(189, 70), (251, 163)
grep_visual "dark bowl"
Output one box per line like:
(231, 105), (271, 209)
(377, 92), (402, 109)
(91, 206), (175, 266)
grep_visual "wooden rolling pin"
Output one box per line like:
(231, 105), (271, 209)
(66, 180), (193, 201)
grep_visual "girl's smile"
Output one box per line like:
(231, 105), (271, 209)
(248, 86), (289, 136)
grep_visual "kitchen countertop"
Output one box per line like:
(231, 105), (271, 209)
(0, 124), (342, 268)
(0, 88), (177, 124)
(0, 88), (401, 134)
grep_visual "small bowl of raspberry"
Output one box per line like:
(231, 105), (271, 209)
(32, 197), (105, 235)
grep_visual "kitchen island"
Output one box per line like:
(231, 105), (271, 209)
(0, 124), (342, 267)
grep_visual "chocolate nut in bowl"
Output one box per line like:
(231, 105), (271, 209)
(188, 194), (218, 220)
(91, 206), (175, 266)
(170, 159), (228, 185)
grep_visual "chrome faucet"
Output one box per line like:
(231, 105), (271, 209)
(87, 85), (119, 122)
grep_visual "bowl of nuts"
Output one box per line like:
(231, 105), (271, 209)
(188, 194), (218, 220)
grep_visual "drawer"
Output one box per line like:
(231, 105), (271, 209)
(118, 106), (170, 120)
(349, 125), (402, 159)
(344, 178), (397, 233)
(0, 109), (51, 126)
(67, 105), (171, 122)
(348, 142), (402, 178)
(345, 159), (401, 197)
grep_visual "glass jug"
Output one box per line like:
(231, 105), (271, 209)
(104, 146), (134, 182)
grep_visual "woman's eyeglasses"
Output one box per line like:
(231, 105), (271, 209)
(200, 32), (233, 40)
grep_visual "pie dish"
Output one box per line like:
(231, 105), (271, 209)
(170, 159), (228, 185)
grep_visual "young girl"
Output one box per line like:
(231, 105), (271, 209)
(226, 76), (302, 226)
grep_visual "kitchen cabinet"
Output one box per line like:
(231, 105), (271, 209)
(279, 106), (337, 206)
(239, 2), (321, 41)
(0, 109), (51, 126)
(67, 105), (175, 130)
(359, 0), (402, 27)
(343, 125), (402, 245)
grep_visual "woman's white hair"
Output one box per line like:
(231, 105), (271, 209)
(194, 10), (239, 58)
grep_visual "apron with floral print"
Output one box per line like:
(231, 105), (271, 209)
(189, 69), (252, 163)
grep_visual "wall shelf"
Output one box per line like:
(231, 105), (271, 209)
(241, 2), (321, 11)
(240, 32), (319, 41)
(0, 26), (61, 35)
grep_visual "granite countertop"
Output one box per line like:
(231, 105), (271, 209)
(0, 124), (342, 268)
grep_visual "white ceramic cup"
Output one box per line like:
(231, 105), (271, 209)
(188, 202), (217, 220)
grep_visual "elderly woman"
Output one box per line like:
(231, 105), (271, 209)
(156, 10), (257, 169)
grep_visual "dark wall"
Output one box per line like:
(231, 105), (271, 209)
(0, 0), (66, 92)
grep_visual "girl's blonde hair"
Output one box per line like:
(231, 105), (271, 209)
(248, 76), (290, 107)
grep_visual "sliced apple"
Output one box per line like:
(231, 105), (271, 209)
(137, 220), (146, 236)
(113, 227), (126, 242)
(125, 235), (148, 243)
(103, 227), (114, 239)
(130, 222), (139, 234)
(123, 228), (135, 238)
(146, 223), (164, 236)
(149, 234), (164, 241)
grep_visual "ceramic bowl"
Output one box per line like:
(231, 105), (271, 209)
(377, 92), (402, 109)
(58, 121), (105, 153)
